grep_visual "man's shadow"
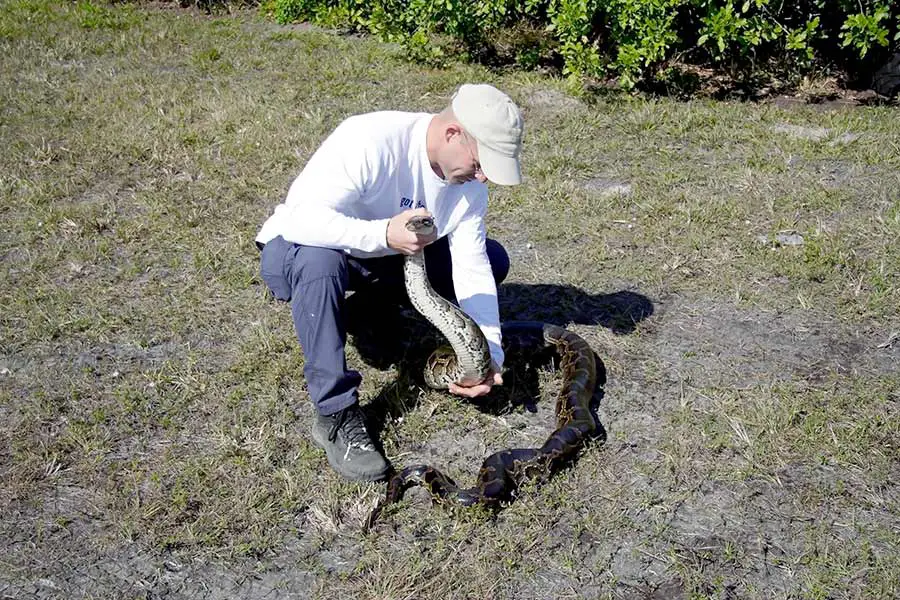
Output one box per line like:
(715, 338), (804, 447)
(345, 283), (653, 438)
(497, 284), (654, 334)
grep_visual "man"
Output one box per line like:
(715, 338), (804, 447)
(256, 83), (524, 482)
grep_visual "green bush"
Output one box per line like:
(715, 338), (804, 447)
(272, 0), (368, 29)
(266, 0), (900, 91)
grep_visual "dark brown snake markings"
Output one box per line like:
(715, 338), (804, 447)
(366, 321), (601, 529)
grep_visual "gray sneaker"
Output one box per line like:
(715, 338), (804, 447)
(311, 405), (390, 482)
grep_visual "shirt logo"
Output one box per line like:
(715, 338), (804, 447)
(400, 197), (427, 210)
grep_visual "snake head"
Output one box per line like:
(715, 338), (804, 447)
(405, 215), (435, 235)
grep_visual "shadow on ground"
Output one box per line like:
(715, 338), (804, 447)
(346, 282), (654, 372)
(498, 284), (654, 334)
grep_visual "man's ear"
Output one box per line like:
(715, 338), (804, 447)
(444, 122), (463, 143)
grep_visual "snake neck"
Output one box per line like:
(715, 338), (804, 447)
(403, 251), (492, 385)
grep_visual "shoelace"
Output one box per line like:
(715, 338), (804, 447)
(327, 407), (373, 449)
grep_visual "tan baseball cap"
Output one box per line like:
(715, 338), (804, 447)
(451, 83), (524, 186)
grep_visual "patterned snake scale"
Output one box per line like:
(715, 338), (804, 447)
(365, 215), (601, 529)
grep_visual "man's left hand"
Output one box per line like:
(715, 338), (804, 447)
(448, 362), (503, 398)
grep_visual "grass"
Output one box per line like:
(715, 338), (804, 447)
(1, 1), (898, 598)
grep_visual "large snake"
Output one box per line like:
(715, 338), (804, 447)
(365, 215), (601, 529)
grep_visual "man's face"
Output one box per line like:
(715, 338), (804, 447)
(446, 131), (487, 185)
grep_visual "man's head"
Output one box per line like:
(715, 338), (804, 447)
(429, 84), (524, 186)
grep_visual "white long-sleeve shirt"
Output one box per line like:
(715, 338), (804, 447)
(256, 111), (504, 368)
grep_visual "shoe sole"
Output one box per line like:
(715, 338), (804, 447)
(310, 423), (389, 482)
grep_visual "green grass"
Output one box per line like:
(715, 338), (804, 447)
(1, 1), (898, 598)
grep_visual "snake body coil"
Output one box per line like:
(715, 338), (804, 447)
(366, 216), (600, 528)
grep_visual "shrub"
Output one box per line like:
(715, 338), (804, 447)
(266, 0), (900, 92)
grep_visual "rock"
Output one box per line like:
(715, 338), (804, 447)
(773, 123), (829, 141)
(776, 232), (804, 246)
(756, 232), (804, 246)
(582, 178), (632, 197)
(526, 89), (583, 111)
(828, 132), (859, 146)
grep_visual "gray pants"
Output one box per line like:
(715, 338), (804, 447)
(259, 236), (510, 415)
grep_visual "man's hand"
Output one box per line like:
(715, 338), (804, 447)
(448, 361), (503, 399)
(387, 208), (437, 255)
